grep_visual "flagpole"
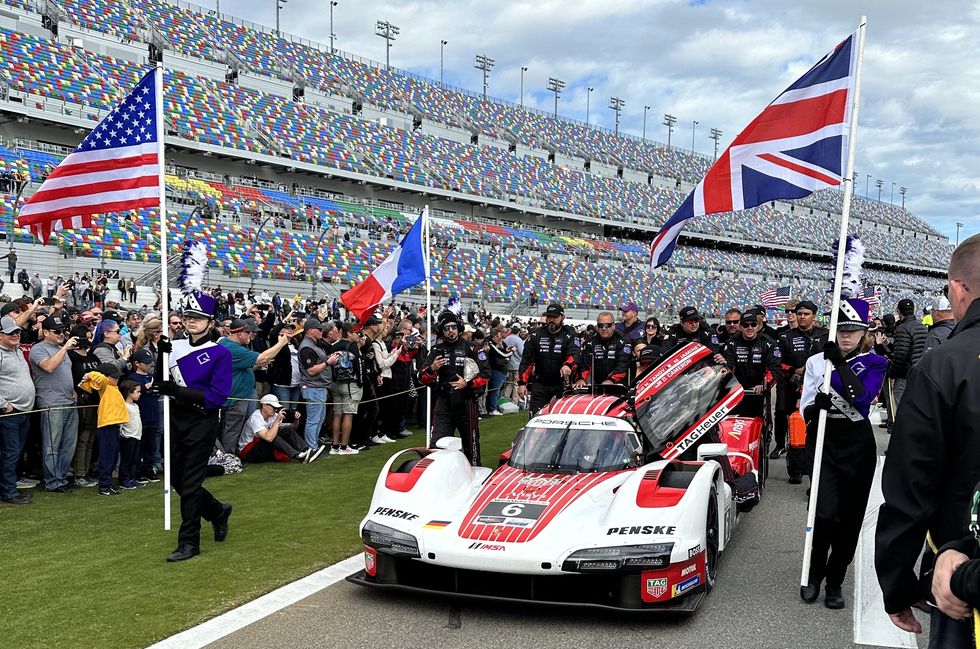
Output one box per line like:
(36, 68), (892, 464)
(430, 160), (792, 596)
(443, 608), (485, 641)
(423, 206), (433, 448)
(154, 62), (172, 532)
(800, 16), (867, 588)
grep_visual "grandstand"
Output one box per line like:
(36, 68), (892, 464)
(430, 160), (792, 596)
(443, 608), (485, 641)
(0, 0), (950, 317)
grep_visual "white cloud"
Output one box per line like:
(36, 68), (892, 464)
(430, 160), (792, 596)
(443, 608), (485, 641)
(223, 0), (979, 239)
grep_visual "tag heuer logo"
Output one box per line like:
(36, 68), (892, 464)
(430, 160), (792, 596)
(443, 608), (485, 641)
(364, 550), (376, 573)
(646, 577), (668, 599)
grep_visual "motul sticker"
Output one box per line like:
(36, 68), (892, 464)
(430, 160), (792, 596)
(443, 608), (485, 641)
(364, 547), (377, 577)
(646, 577), (668, 599)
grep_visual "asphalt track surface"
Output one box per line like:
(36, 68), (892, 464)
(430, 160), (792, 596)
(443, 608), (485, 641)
(208, 429), (924, 649)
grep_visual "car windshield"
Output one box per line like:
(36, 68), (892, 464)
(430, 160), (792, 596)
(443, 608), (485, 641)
(509, 425), (642, 473)
(635, 364), (735, 453)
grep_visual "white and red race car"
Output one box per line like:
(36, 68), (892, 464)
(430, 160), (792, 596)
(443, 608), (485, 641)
(348, 342), (766, 612)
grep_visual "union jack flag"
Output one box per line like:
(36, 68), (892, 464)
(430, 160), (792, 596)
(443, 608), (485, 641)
(650, 31), (858, 268)
(17, 69), (161, 244)
(759, 286), (792, 308)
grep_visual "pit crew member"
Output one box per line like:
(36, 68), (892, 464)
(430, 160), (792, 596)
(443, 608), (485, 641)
(717, 308), (782, 419)
(574, 311), (632, 389)
(420, 312), (490, 466)
(517, 302), (581, 414)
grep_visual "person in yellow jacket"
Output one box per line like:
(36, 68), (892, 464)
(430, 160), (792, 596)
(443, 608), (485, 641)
(79, 363), (128, 496)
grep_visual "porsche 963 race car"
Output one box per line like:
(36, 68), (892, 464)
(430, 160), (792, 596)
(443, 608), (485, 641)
(348, 342), (767, 612)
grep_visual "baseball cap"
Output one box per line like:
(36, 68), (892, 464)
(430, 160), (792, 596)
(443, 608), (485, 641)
(0, 315), (21, 334)
(932, 296), (952, 311)
(259, 394), (283, 409)
(101, 309), (123, 323)
(543, 302), (564, 317)
(131, 348), (154, 364)
(740, 309), (762, 324)
(619, 301), (639, 313)
(362, 315), (382, 327)
(897, 298), (915, 315)
(678, 306), (700, 321)
(303, 318), (322, 331)
(0, 302), (21, 317)
(510, 322), (520, 331)
(96, 362), (122, 379)
(795, 300), (819, 314)
(229, 318), (258, 333)
(41, 316), (68, 331)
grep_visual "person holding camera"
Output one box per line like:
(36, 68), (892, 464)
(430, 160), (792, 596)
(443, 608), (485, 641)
(29, 315), (80, 493)
(420, 312), (490, 466)
(238, 394), (322, 464)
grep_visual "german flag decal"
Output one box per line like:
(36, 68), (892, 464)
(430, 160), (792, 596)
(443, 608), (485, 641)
(424, 520), (451, 530)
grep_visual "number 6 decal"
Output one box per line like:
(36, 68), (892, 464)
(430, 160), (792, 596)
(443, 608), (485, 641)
(501, 503), (525, 517)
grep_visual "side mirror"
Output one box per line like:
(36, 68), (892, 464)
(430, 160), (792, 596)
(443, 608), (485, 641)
(435, 437), (463, 452)
(697, 443), (729, 462)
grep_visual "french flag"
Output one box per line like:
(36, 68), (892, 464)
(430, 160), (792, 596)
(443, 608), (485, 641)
(342, 210), (429, 324)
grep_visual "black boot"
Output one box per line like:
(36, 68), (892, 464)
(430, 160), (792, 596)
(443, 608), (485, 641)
(213, 502), (233, 542)
(824, 585), (845, 609)
(800, 583), (819, 603)
(166, 545), (201, 562)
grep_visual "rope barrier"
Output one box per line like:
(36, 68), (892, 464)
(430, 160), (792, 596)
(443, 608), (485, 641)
(0, 385), (424, 419)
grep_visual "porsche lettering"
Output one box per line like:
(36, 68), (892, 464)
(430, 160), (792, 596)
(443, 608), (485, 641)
(606, 525), (677, 535)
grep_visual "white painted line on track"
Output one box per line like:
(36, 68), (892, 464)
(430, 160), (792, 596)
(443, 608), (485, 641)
(147, 554), (362, 649)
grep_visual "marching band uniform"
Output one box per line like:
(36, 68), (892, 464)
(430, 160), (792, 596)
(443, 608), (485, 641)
(798, 298), (887, 608)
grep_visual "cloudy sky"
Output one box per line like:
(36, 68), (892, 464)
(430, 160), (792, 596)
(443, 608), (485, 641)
(222, 0), (978, 241)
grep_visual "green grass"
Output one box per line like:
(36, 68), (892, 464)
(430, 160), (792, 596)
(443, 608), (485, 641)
(0, 414), (526, 649)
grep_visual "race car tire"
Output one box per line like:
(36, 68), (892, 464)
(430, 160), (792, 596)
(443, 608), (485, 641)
(704, 486), (719, 593)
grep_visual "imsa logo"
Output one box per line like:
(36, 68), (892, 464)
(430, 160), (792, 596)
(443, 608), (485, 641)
(646, 577), (668, 599)
(468, 542), (505, 551)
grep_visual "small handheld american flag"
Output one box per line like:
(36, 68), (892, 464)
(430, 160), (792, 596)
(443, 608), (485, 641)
(759, 286), (792, 308)
(17, 69), (161, 244)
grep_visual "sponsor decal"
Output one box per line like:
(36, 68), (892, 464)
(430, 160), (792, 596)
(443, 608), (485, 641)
(727, 419), (747, 439)
(680, 563), (697, 577)
(423, 520), (451, 530)
(479, 501), (547, 520)
(672, 575), (701, 596)
(646, 577), (669, 599)
(606, 525), (676, 535)
(373, 507), (419, 521)
(468, 542), (506, 551)
(517, 475), (565, 488)
(364, 547), (377, 577)
(687, 544), (702, 558)
(476, 516), (506, 524)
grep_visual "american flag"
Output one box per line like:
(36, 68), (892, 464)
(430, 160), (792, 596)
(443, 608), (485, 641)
(759, 286), (792, 308)
(17, 69), (161, 244)
(858, 285), (882, 312)
(650, 31), (857, 267)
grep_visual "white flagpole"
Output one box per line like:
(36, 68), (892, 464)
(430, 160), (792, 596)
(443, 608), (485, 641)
(154, 62), (172, 531)
(800, 16), (867, 587)
(423, 206), (433, 447)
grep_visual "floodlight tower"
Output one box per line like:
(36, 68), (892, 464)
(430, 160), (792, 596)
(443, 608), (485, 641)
(547, 77), (565, 117)
(663, 113), (676, 148)
(474, 54), (494, 99)
(875, 178), (884, 202)
(329, 1), (338, 53)
(642, 105), (650, 139)
(609, 96), (625, 134)
(899, 186), (907, 208)
(709, 127), (722, 160)
(275, 0), (287, 35)
(375, 19), (399, 70)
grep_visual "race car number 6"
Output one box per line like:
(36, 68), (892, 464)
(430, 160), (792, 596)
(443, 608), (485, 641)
(501, 503), (524, 517)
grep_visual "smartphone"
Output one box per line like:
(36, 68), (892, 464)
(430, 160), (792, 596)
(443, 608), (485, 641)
(43, 297), (56, 306)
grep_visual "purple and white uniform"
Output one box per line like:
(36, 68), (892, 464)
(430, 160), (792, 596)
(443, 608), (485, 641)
(800, 350), (888, 420)
(169, 338), (233, 411)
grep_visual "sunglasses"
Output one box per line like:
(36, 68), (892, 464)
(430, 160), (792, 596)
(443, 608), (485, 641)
(443, 324), (458, 331)
(597, 323), (614, 329)
(646, 324), (658, 329)
(741, 321), (758, 327)
(725, 320), (740, 325)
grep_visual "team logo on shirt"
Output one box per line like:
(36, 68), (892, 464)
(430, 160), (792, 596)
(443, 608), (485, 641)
(197, 352), (211, 365)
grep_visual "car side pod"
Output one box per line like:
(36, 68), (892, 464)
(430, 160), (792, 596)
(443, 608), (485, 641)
(696, 443), (729, 462)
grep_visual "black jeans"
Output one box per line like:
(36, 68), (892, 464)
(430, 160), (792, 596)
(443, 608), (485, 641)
(430, 395), (480, 466)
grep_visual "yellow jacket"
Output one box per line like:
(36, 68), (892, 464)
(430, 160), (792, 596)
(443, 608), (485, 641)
(79, 372), (129, 428)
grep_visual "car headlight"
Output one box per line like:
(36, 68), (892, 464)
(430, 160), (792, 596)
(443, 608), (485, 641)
(361, 520), (421, 558)
(561, 542), (674, 572)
